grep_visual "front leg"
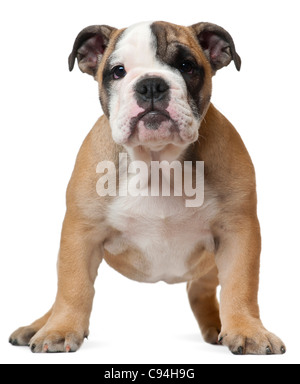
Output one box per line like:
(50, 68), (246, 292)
(29, 214), (103, 353)
(216, 218), (286, 355)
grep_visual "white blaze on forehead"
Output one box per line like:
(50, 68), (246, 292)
(110, 21), (161, 71)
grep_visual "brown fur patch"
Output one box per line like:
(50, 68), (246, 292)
(151, 21), (212, 116)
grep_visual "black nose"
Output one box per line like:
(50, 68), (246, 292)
(135, 77), (169, 104)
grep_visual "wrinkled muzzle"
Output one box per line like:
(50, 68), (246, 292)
(108, 70), (200, 150)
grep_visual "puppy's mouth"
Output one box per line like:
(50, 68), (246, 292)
(128, 109), (179, 146)
(138, 110), (171, 130)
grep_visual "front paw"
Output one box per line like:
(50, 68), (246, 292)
(29, 328), (88, 353)
(218, 325), (286, 355)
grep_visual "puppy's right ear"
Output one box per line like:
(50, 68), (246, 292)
(68, 25), (116, 77)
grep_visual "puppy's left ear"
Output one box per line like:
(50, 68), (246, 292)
(189, 22), (241, 74)
(68, 25), (116, 77)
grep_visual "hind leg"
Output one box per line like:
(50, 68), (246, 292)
(9, 307), (53, 346)
(187, 266), (221, 344)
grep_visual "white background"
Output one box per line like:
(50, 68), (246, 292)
(0, 0), (299, 365)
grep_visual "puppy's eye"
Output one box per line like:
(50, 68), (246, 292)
(112, 65), (127, 80)
(179, 60), (194, 74)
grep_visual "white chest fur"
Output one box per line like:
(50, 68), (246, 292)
(105, 191), (217, 283)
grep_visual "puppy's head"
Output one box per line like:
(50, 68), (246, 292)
(69, 21), (240, 157)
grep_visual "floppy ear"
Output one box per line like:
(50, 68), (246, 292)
(190, 22), (241, 74)
(68, 25), (116, 77)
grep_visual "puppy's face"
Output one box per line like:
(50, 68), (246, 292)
(69, 21), (241, 155)
(99, 22), (211, 152)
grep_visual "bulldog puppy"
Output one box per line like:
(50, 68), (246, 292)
(9, 21), (286, 355)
